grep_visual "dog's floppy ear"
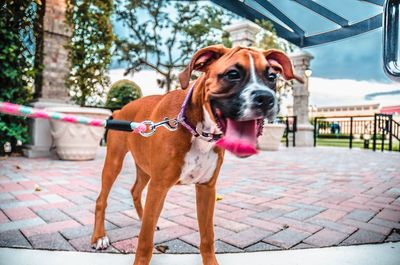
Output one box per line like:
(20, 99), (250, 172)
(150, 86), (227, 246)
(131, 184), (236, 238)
(179, 45), (229, 89)
(264, 49), (304, 84)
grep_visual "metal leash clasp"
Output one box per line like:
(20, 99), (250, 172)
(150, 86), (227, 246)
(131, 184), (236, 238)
(139, 117), (179, 137)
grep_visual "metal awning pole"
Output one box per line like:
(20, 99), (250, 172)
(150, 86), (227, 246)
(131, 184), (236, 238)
(383, 0), (400, 81)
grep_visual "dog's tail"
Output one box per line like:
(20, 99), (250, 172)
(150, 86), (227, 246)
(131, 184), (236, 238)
(104, 110), (121, 144)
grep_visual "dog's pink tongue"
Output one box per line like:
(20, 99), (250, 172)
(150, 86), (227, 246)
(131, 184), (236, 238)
(216, 119), (258, 157)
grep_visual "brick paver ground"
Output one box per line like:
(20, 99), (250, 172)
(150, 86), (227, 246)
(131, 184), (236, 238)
(0, 147), (399, 254)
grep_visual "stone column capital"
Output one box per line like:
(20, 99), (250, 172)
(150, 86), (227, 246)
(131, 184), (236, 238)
(289, 50), (314, 73)
(225, 21), (260, 47)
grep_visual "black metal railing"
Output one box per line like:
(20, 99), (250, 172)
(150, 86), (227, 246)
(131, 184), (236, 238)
(313, 115), (375, 149)
(313, 114), (400, 151)
(277, 116), (297, 147)
(373, 113), (400, 152)
(393, 119), (400, 140)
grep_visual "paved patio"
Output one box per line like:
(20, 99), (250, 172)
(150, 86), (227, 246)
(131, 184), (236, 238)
(0, 147), (399, 254)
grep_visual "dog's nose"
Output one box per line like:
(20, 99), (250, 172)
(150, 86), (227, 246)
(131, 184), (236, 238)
(252, 90), (275, 109)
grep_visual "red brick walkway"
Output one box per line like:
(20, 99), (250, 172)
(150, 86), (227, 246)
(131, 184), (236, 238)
(0, 147), (399, 254)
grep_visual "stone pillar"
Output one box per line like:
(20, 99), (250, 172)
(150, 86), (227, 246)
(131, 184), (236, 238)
(290, 50), (314, 147)
(40, 0), (71, 101)
(225, 21), (260, 47)
(24, 0), (72, 157)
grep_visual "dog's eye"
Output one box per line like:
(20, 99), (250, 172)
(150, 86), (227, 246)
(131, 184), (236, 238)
(266, 73), (277, 82)
(225, 70), (241, 81)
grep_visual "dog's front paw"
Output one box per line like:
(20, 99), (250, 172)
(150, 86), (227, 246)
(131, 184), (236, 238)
(92, 235), (110, 250)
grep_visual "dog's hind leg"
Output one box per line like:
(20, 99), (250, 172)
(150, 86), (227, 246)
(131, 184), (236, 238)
(91, 131), (128, 250)
(131, 164), (150, 220)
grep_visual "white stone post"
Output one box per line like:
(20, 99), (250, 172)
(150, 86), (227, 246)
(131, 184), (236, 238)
(225, 21), (260, 47)
(23, 0), (73, 157)
(290, 50), (314, 147)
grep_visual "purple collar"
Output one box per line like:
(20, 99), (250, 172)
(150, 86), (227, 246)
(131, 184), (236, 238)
(177, 82), (222, 142)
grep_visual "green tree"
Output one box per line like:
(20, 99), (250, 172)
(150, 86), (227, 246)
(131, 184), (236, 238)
(65, 0), (115, 106)
(0, 1), (38, 150)
(256, 19), (294, 53)
(115, 0), (232, 92)
(105, 80), (142, 110)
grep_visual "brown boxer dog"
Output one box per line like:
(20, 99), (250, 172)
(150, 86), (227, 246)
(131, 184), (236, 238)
(91, 45), (302, 265)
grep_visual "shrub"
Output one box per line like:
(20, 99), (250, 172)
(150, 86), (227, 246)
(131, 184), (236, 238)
(105, 80), (142, 110)
(0, 2), (35, 152)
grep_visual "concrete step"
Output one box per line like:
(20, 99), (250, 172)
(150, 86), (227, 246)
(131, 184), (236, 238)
(1, 242), (399, 265)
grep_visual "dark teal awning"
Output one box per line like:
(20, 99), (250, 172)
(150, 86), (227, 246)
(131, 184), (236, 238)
(211, 0), (383, 47)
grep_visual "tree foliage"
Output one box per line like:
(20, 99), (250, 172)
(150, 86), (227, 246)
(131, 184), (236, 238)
(66, 0), (115, 106)
(105, 79), (142, 110)
(256, 19), (294, 53)
(0, 1), (37, 149)
(114, 0), (232, 92)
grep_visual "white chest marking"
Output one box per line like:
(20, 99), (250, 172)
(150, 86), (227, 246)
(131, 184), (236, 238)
(179, 108), (218, 185)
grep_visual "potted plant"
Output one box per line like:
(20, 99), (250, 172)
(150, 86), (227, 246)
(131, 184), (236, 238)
(49, 0), (114, 160)
(258, 122), (286, 151)
(48, 106), (111, 160)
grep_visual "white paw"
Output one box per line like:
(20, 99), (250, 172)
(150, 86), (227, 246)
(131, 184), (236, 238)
(92, 236), (110, 250)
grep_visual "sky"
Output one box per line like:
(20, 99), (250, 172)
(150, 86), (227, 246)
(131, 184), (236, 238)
(305, 29), (387, 82)
(110, 0), (400, 107)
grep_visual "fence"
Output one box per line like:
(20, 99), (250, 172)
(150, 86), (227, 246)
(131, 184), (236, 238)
(373, 113), (400, 151)
(313, 114), (400, 151)
(277, 116), (297, 147)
